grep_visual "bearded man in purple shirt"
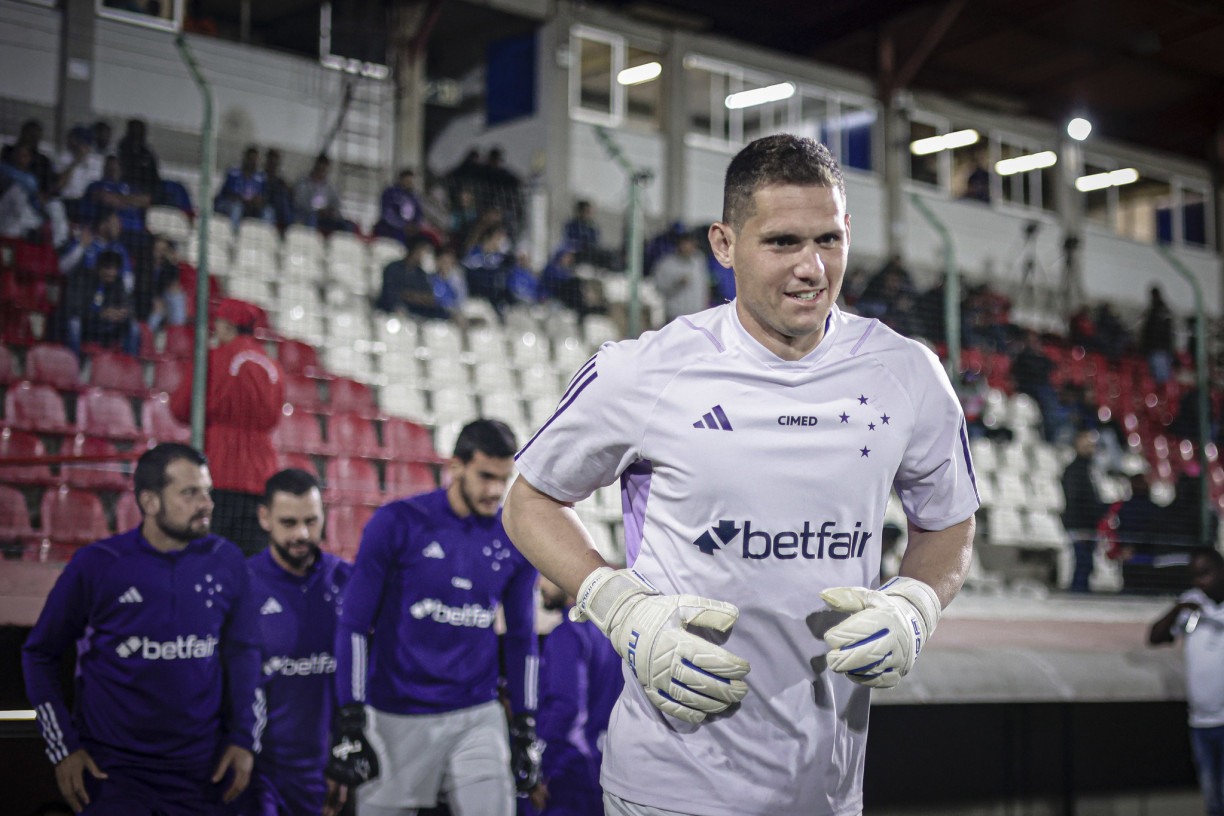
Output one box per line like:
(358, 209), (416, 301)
(23, 443), (262, 814)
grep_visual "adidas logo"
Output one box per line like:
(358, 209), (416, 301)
(692, 405), (733, 431)
(423, 541), (445, 559)
(118, 587), (143, 604)
(260, 597), (283, 616)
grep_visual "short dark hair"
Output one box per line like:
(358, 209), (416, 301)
(91, 206), (118, 229)
(134, 443), (207, 497)
(722, 134), (845, 228)
(1193, 548), (1224, 570)
(454, 419), (517, 462)
(96, 250), (123, 270)
(262, 468), (320, 506)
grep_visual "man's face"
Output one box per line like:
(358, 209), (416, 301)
(99, 212), (121, 240)
(399, 173), (416, 191)
(259, 489), (324, 572)
(144, 460), (214, 542)
(1191, 555), (1224, 600)
(98, 262), (120, 283)
(242, 150), (259, 173)
(710, 183), (850, 360)
(449, 451), (514, 518)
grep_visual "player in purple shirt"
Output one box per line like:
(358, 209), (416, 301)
(531, 578), (624, 816)
(328, 419), (540, 816)
(234, 468), (352, 816)
(22, 443), (262, 814)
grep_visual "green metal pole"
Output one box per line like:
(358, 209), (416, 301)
(176, 35), (215, 451)
(1156, 246), (1211, 548)
(910, 193), (959, 381)
(593, 126), (649, 338)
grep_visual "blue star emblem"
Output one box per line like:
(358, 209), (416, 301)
(858, 395), (869, 405)
(860, 447), (870, 457)
(881, 414), (891, 424)
(839, 413), (849, 423)
(868, 422), (876, 431)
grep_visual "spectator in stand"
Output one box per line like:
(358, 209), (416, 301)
(482, 147), (525, 235)
(958, 369), (1012, 442)
(215, 146), (273, 229)
(171, 298), (285, 556)
(1012, 329), (1061, 442)
(55, 125), (104, 221)
(449, 187), (481, 253)
(540, 244), (587, 316)
(62, 249), (139, 357)
(1111, 473), (1168, 593)
(263, 148), (294, 232)
(961, 283), (1010, 352)
(293, 154), (351, 234)
(59, 208), (134, 289)
(1141, 285), (1176, 385)
(148, 236), (220, 331)
(562, 200), (603, 267)
(2, 119), (54, 195)
(1069, 305), (1097, 351)
(376, 237), (457, 321)
(1094, 302), (1130, 362)
(0, 143), (47, 240)
(1166, 463), (1221, 549)
(374, 168), (424, 245)
(643, 221), (689, 277)
(653, 231), (710, 322)
(116, 118), (160, 202)
(79, 155), (149, 234)
(464, 224), (519, 314)
(91, 119), (113, 157)
(1061, 430), (1108, 592)
(445, 149), (483, 204)
(960, 153), (991, 203)
(856, 256), (919, 337)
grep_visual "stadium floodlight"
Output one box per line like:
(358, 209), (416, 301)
(617, 62), (662, 86)
(909, 128), (980, 156)
(0, 710), (36, 721)
(1067, 117), (1093, 141)
(1075, 167), (1139, 192)
(725, 82), (795, 110)
(995, 150), (1058, 176)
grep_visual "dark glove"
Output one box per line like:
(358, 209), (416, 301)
(508, 712), (543, 792)
(325, 703), (380, 787)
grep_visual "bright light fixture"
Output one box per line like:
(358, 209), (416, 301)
(1067, 117), (1093, 141)
(617, 62), (662, 86)
(0, 710), (36, 721)
(995, 150), (1058, 176)
(1075, 168), (1139, 192)
(725, 82), (795, 110)
(910, 128), (980, 155)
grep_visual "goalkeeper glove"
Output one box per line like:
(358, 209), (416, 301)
(571, 567), (750, 724)
(508, 712), (543, 792)
(821, 576), (941, 689)
(324, 703), (380, 787)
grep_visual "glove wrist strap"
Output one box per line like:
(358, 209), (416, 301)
(880, 576), (942, 636)
(570, 567), (657, 633)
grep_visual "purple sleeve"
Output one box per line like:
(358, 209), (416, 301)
(537, 624), (584, 781)
(222, 558), (263, 752)
(21, 554), (92, 763)
(335, 508), (399, 706)
(501, 558), (539, 714)
(379, 188), (400, 230)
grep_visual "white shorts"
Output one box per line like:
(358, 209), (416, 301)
(357, 700), (513, 815)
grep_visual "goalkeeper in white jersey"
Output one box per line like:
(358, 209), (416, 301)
(504, 133), (978, 816)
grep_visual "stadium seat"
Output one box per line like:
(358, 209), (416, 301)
(141, 394), (192, 444)
(3, 382), (72, 434)
(321, 345), (377, 383)
(509, 331), (552, 367)
(379, 383), (430, 421)
(0, 484), (37, 542)
(975, 473), (996, 509)
(472, 362), (518, 393)
(327, 310), (373, 346)
(324, 503), (374, 561)
(519, 366), (561, 401)
(329, 378), (377, 416)
(385, 461), (437, 498)
(985, 507), (1027, 547)
(284, 373), (324, 413)
(422, 358), (471, 393)
(554, 336), (594, 373)
(277, 452), (320, 478)
(114, 490), (141, 532)
(151, 359), (184, 395)
(0, 344), (19, 384)
(480, 391), (526, 429)
(969, 438), (997, 475)
(430, 390), (477, 424)
(77, 388), (143, 440)
(276, 339), (322, 377)
(583, 315), (621, 347)
(1026, 510), (1070, 549)
(369, 237), (404, 271)
(146, 206), (192, 243)
(25, 343), (82, 391)
(40, 486), (110, 546)
(993, 471), (1030, 508)
(63, 435), (131, 491)
(328, 412), (382, 458)
(419, 320), (464, 362)
(466, 326), (507, 359)
(141, 324), (195, 361)
(271, 406), (329, 455)
(0, 428), (56, 486)
(382, 417), (439, 462)
(88, 351), (147, 397)
(324, 456), (382, 505)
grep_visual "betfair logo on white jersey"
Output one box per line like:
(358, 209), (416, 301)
(114, 634), (219, 660)
(409, 598), (495, 628)
(423, 541), (445, 559)
(260, 597), (283, 616)
(118, 587), (143, 604)
(264, 652), (336, 677)
(692, 519), (871, 560)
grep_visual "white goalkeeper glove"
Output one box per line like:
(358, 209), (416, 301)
(820, 576), (941, 689)
(570, 567), (750, 723)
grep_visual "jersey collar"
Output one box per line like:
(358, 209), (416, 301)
(726, 301), (842, 368)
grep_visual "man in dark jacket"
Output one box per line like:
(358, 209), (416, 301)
(1061, 430), (1108, 592)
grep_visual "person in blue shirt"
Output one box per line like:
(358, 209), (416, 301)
(328, 419), (540, 816)
(215, 146), (273, 230)
(373, 168), (424, 245)
(530, 578), (624, 816)
(233, 468), (352, 816)
(79, 156), (149, 234)
(22, 443), (262, 814)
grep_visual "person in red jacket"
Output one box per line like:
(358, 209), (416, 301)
(172, 298), (285, 555)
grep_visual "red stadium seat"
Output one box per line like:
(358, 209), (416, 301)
(14, 239), (58, 279)
(324, 456), (381, 505)
(141, 393), (192, 444)
(328, 412), (382, 458)
(77, 388), (143, 440)
(89, 351), (147, 397)
(271, 405), (329, 455)
(383, 417), (441, 463)
(144, 325), (196, 361)
(385, 461), (436, 498)
(114, 491), (142, 532)
(0, 344), (18, 384)
(151, 359), (184, 395)
(324, 503), (374, 561)
(277, 452), (320, 478)
(0, 484), (37, 542)
(277, 339), (322, 377)
(329, 378), (376, 416)
(40, 486), (110, 546)
(0, 428), (56, 486)
(63, 435), (131, 491)
(25, 343), (82, 391)
(283, 373), (324, 413)
(3, 382), (72, 434)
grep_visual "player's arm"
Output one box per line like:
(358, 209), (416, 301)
(899, 516), (975, 607)
(1149, 599), (1202, 645)
(21, 554), (108, 812)
(215, 557), (261, 802)
(502, 558), (542, 791)
(502, 478), (609, 598)
(536, 625), (586, 785)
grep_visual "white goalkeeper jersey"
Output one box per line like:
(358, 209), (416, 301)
(515, 302), (980, 816)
